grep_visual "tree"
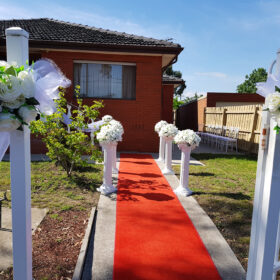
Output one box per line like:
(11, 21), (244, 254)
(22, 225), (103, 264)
(30, 86), (103, 177)
(165, 66), (186, 97)
(237, 68), (267, 93)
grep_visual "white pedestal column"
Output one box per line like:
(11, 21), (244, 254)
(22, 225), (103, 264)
(6, 27), (32, 280)
(157, 136), (165, 162)
(174, 144), (193, 196)
(112, 142), (118, 174)
(162, 137), (174, 175)
(98, 143), (117, 195)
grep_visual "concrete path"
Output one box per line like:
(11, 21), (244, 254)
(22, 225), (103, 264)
(90, 153), (246, 280)
(0, 207), (48, 271)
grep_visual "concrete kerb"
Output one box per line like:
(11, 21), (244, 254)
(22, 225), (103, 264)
(72, 206), (97, 280)
(91, 159), (120, 280)
(154, 156), (246, 280)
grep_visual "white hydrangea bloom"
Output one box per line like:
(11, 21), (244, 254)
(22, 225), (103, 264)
(18, 70), (36, 98)
(109, 119), (124, 135)
(159, 124), (178, 138)
(174, 129), (201, 147)
(102, 115), (113, 122)
(96, 124), (123, 144)
(154, 120), (168, 133)
(18, 106), (38, 123)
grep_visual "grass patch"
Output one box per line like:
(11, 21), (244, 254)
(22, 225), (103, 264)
(173, 153), (257, 269)
(0, 161), (103, 212)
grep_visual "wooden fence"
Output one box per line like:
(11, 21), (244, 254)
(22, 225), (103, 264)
(204, 104), (263, 153)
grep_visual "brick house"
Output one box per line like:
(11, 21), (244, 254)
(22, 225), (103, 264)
(0, 18), (183, 153)
(176, 92), (265, 131)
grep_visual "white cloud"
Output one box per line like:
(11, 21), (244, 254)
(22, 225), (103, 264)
(194, 72), (227, 78)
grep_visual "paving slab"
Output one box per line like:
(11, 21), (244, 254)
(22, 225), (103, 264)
(0, 207), (48, 271)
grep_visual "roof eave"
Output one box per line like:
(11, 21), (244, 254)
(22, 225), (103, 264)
(0, 38), (183, 55)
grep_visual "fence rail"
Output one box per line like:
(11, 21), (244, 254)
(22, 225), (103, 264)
(204, 104), (263, 153)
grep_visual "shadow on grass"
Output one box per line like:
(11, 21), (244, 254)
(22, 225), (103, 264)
(192, 153), (257, 161)
(194, 191), (251, 200)
(189, 172), (215, 177)
(70, 174), (101, 191)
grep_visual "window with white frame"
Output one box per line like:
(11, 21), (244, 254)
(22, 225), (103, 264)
(74, 61), (136, 99)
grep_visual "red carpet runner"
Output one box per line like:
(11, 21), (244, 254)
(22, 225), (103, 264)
(114, 154), (222, 280)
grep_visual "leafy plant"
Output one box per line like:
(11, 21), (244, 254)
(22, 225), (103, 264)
(30, 86), (103, 177)
(237, 68), (267, 93)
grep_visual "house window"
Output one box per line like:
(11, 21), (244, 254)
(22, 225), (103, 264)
(74, 61), (136, 99)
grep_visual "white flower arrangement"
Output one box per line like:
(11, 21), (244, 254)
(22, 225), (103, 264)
(159, 123), (178, 138)
(0, 63), (38, 131)
(102, 115), (113, 123)
(174, 129), (201, 147)
(96, 120), (124, 144)
(0, 59), (70, 132)
(154, 120), (168, 134)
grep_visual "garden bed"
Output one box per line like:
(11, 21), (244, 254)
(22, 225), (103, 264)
(174, 153), (257, 270)
(0, 161), (102, 279)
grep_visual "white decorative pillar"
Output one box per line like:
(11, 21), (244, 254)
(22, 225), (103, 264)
(174, 144), (193, 196)
(112, 142), (118, 174)
(157, 136), (165, 162)
(98, 143), (117, 195)
(6, 27), (32, 280)
(162, 137), (174, 175)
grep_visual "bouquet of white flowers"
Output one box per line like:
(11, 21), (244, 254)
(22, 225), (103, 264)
(0, 59), (70, 132)
(0, 63), (38, 131)
(174, 129), (201, 147)
(102, 115), (113, 123)
(97, 120), (124, 144)
(159, 123), (178, 138)
(154, 120), (168, 134)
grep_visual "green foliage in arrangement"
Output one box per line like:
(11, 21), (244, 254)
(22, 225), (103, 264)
(30, 86), (104, 177)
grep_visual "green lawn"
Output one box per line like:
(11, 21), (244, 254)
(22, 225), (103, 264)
(0, 161), (103, 212)
(174, 153), (258, 269)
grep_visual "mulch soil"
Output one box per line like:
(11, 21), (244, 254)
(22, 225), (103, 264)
(0, 210), (90, 280)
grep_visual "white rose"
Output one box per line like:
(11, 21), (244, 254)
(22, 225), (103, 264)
(102, 115), (113, 122)
(18, 106), (38, 123)
(155, 120), (168, 133)
(18, 70), (36, 98)
(2, 94), (25, 109)
(0, 75), (22, 102)
(265, 92), (280, 112)
(0, 112), (21, 132)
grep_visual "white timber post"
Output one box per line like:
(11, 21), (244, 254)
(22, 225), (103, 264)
(174, 144), (193, 196)
(112, 142), (118, 174)
(162, 137), (174, 175)
(247, 117), (280, 280)
(246, 111), (270, 280)
(98, 143), (117, 195)
(6, 27), (32, 280)
(157, 136), (165, 162)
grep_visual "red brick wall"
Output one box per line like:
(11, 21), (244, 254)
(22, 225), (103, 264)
(161, 85), (174, 123)
(32, 51), (163, 153)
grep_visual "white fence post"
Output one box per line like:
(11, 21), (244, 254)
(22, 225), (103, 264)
(6, 27), (32, 280)
(246, 111), (270, 279)
(247, 115), (280, 280)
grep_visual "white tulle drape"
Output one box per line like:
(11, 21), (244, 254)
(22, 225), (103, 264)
(256, 73), (280, 97)
(0, 59), (71, 161)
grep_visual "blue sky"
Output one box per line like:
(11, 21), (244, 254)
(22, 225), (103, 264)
(1, 0), (280, 97)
